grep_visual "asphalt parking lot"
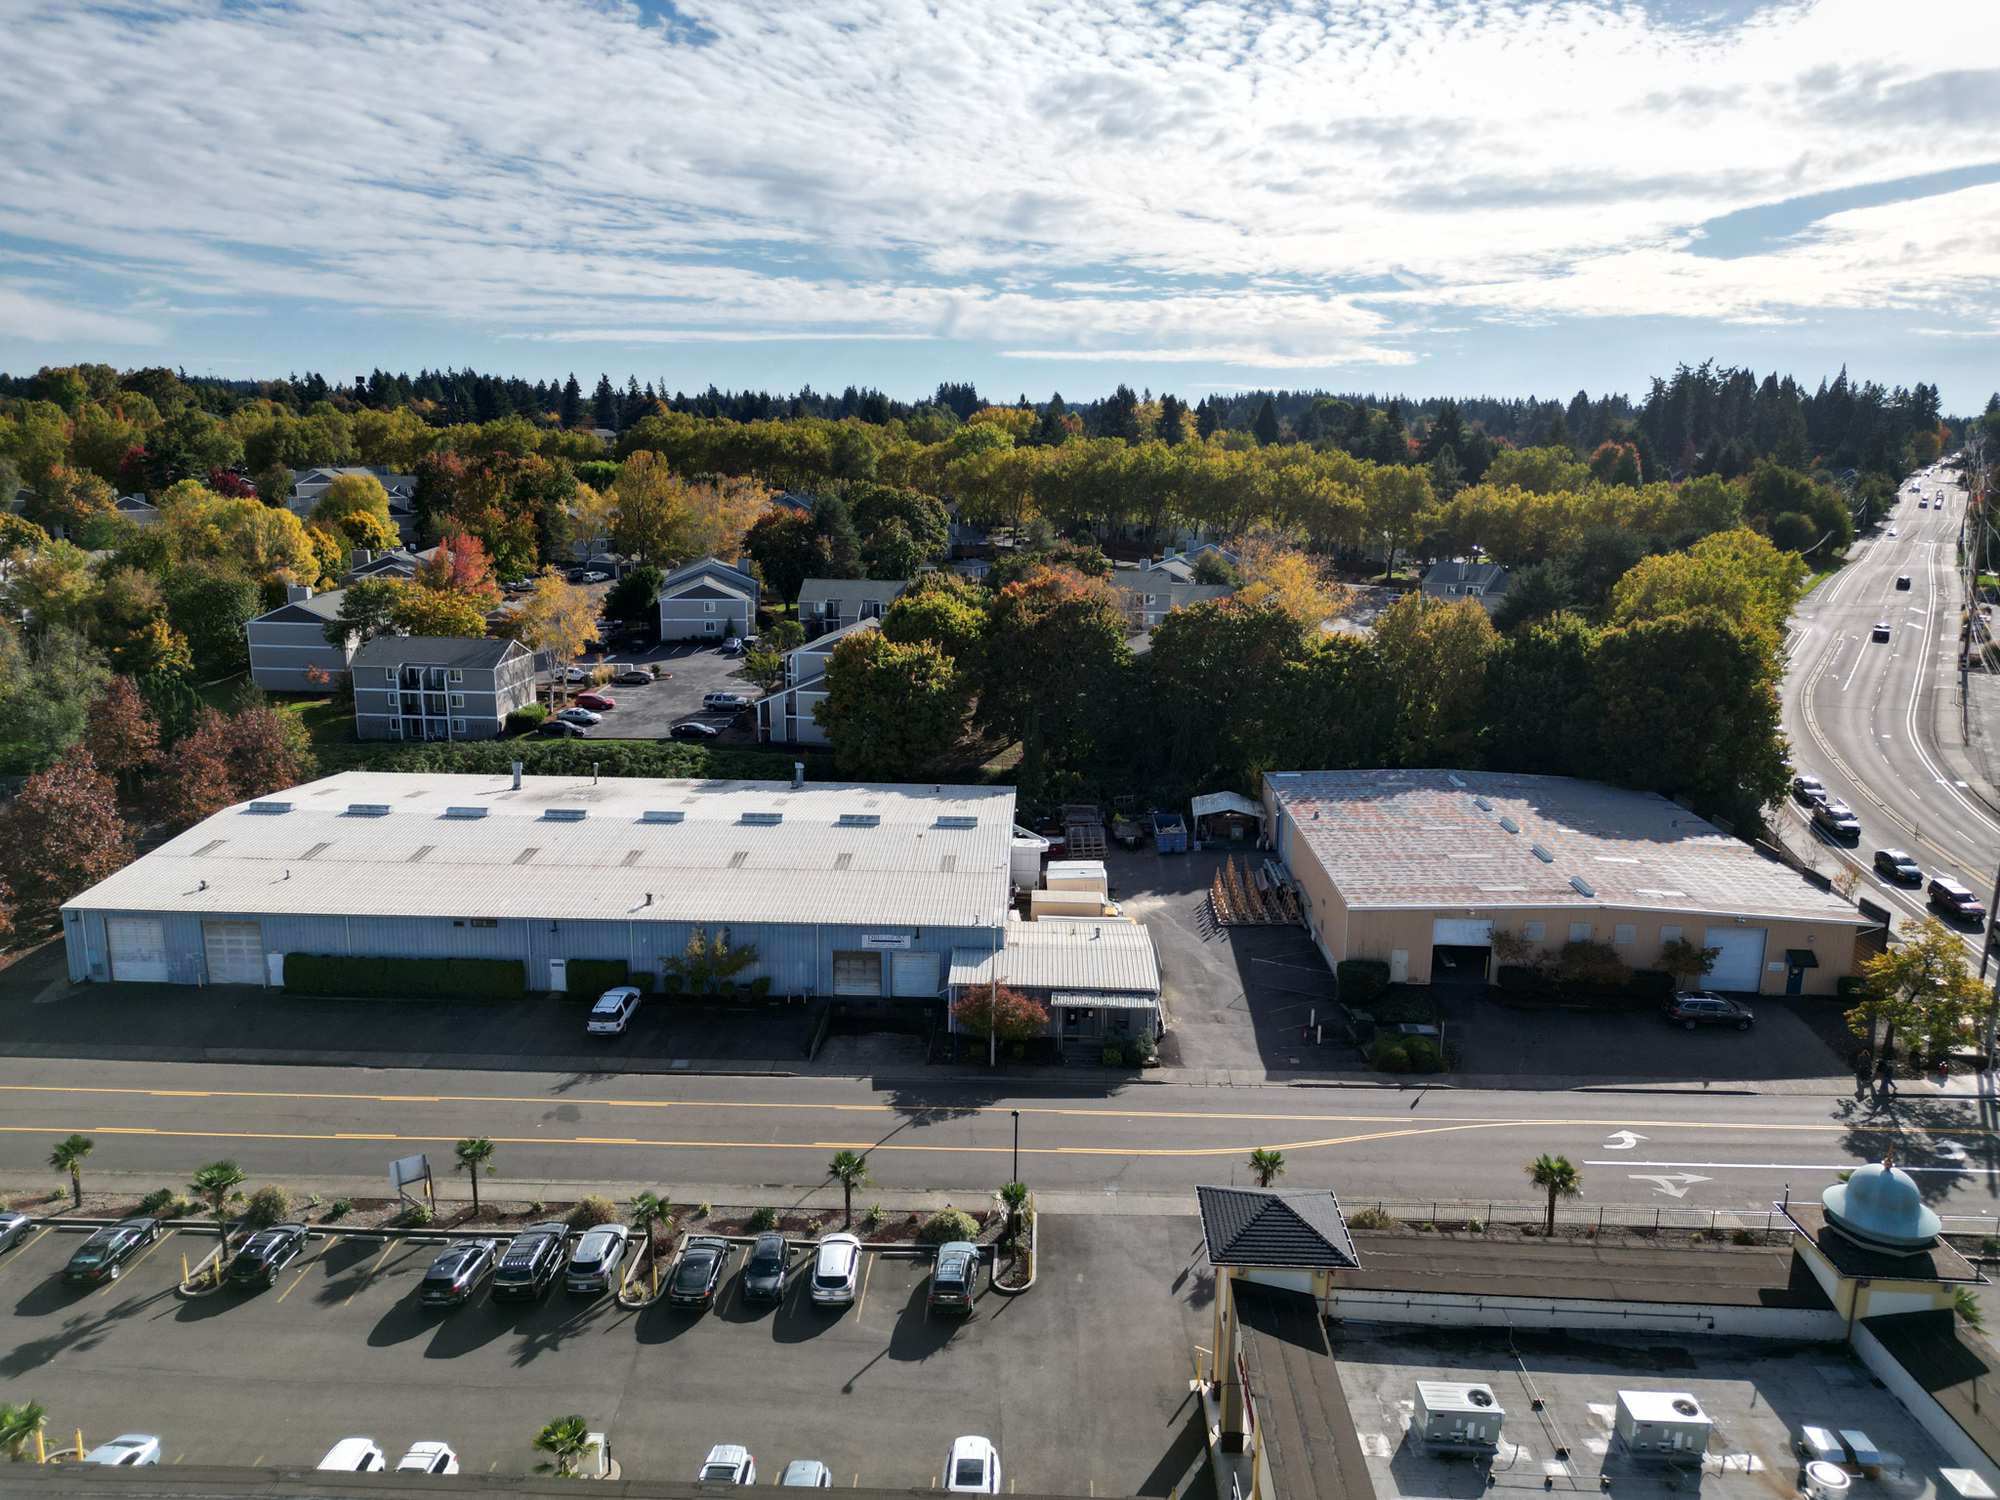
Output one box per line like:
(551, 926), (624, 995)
(547, 641), (764, 742)
(0, 1212), (1212, 1493)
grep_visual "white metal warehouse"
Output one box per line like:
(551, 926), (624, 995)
(61, 769), (1017, 1000)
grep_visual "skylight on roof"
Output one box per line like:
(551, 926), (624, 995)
(442, 806), (488, 820)
(345, 803), (391, 817)
(1473, 797), (1494, 812)
(542, 808), (588, 822)
(245, 801), (292, 815)
(740, 811), (783, 826)
(640, 810), (685, 824)
(1531, 844), (1554, 862)
(836, 813), (881, 827)
(935, 815), (978, 829)
(1569, 876), (1597, 897)
(1497, 816), (1519, 833)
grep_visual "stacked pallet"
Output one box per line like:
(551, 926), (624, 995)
(1210, 855), (1303, 925)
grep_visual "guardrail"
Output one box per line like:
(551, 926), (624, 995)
(1339, 1197), (1795, 1235)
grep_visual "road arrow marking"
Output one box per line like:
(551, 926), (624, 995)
(1602, 1131), (1647, 1151)
(1630, 1172), (1712, 1198)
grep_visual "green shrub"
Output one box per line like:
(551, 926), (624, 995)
(1467, 1218), (1485, 1234)
(506, 704), (549, 733)
(694, 1202), (711, 1218)
(327, 1199), (352, 1221)
(1628, 969), (1675, 1001)
(1402, 1037), (1443, 1073)
(1348, 1206), (1395, 1230)
(283, 953), (526, 1000)
(917, 1207), (981, 1245)
(863, 1204), (886, 1229)
(399, 1202), (433, 1227)
(749, 976), (772, 998)
(565, 959), (654, 1000)
(243, 1186), (291, 1228)
(661, 973), (684, 995)
(1125, 1033), (1157, 1066)
(138, 1187), (179, 1216)
(747, 1206), (780, 1232)
(568, 1194), (617, 1229)
(1337, 959), (1391, 1009)
(1837, 976), (1871, 1000)
(1731, 1227), (1758, 1246)
(1369, 1036), (1410, 1073)
(1101, 1043), (1125, 1066)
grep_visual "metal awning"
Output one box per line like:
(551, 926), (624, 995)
(1051, 990), (1159, 1011)
(1785, 948), (1819, 969)
(1190, 791), (1261, 821)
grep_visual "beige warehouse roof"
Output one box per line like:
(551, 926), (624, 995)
(951, 916), (1161, 994)
(65, 771), (1015, 929)
(1266, 769), (1869, 924)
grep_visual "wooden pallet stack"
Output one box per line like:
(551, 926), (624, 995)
(1210, 855), (1304, 926)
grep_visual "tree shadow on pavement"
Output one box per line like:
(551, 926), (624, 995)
(1836, 1094), (1989, 1202)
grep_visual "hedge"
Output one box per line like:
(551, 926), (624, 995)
(565, 959), (655, 999)
(283, 953), (526, 1000)
(359, 737), (835, 783)
(506, 704), (549, 733)
(1336, 959), (1391, 1009)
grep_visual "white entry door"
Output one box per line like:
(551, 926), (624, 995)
(107, 918), (169, 982)
(202, 921), (265, 986)
(890, 951), (941, 997)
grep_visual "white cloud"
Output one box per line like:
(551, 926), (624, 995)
(0, 283), (163, 346)
(1, 0), (1997, 366)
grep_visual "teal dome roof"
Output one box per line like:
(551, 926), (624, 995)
(1822, 1159), (1939, 1251)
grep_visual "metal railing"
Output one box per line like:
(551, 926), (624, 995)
(1339, 1197), (1793, 1235)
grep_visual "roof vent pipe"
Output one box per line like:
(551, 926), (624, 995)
(511, 760), (523, 791)
(793, 762), (804, 789)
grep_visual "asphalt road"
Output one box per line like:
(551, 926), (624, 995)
(1780, 463), (1999, 959)
(4, 1057), (1999, 1220)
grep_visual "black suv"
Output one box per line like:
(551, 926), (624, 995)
(491, 1222), (569, 1302)
(740, 1231), (789, 1305)
(1663, 992), (1755, 1031)
(421, 1239), (499, 1307)
(229, 1223), (308, 1289)
(1790, 775), (1827, 807)
(1873, 849), (1923, 885)
(1812, 800), (1861, 840)
(1930, 877), (1988, 928)
(668, 1236), (731, 1309)
(62, 1217), (159, 1285)
(927, 1241), (979, 1316)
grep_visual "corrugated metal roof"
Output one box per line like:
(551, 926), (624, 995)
(949, 917), (1160, 994)
(64, 771), (1015, 929)
(1265, 769), (1869, 925)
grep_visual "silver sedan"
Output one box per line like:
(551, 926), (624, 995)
(0, 1210), (35, 1253)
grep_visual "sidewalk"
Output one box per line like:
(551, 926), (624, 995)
(1937, 666), (2000, 823)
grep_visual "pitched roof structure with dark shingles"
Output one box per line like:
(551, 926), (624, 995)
(1197, 1186), (1359, 1270)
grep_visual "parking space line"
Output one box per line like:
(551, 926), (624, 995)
(98, 1229), (173, 1296)
(273, 1266), (311, 1304)
(0, 1225), (56, 1272)
(341, 1240), (398, 1306)
(855, 1254), (873, 1317)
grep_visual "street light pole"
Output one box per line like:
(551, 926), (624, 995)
(1011, 1109), (1020, 1185)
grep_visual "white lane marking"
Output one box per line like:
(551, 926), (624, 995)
(1630, 1173), (1712, 1198)
(1602, 1131), (1647, 1150)
(1587, 1159), (1974, 1174)
(1840, 642), (1867, 692)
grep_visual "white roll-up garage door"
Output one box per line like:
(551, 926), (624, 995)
(1431, 918), (1494, 946)
(202, 921), (265, 986)
(890, 951), (941, 998)
(107, 918), (169, 983)
(1702, 926), (1768, 993)
(832, 951), (882, 996)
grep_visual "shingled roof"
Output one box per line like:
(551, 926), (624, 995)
(1196, 1186), (1360, 1270)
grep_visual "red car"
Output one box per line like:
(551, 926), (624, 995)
(574, 692), (615, 711)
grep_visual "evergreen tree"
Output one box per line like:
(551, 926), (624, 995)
(591, 375), (617, 430)
(559, 374), (583, 429)
(1252, 397), (1281, 447)
(1158, 394), (1187, 446)
(1195, 397), (1222, 440)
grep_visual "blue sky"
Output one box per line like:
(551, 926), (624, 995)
(3, 0), (1998, 411)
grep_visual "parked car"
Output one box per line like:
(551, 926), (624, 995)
(503, 578), (534, 593)
(63, 1218), (159, 1285)
(229, 1223), (308, 1289)
(318, 1438), (386, 1472)
(720, 636), (745, 656)
(702, 691), (753, 712)
(1930, 876), (1988, 927)
(615, 668), (654, 685)
(421, 1239), (499, 1307)
(1871, 622), (1891, 642)
(587, 986), (643, 1036)
(0, 1210), (34, 1254)
(672, 720), (723, 739)
(698, 1445), (757, 1485)
(781, 1460), (833, 1487)
(669, 1235), (732, 1309)
(1886, 526), (1899, 537)
(540, 719), (588, 738)
(1812, 800), (1861, 840)
(555, 706), (602, 726)
(565, 1224), (631, 1295)
(1790, 775), (1827, 807)
(810, 1232), (862, 1307)
(741, 1231), (789, 1304)
(1896, 575), (1912, 590)
(575, 691), (615, 710)
(928, 1240), (979, 1315)
(581, 570), (610, 583)
(81, 1435), (161, 1467)
(1874, 849), (1923, 885)
(944, 1436), (1001, 1494)
(492, 1222), (569, 1301)
(397, 1442), (460, 1475)
(562, 665), (592, 682)
(1663, 992), (1754, 1031)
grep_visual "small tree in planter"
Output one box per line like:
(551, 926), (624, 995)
(1554, 940), (1630, 997)
(1490, 929), (1537, 968)
(666, 926), (759, 996)
(949, 985), (1048, 1059)
(1658, 937), (1721, 993)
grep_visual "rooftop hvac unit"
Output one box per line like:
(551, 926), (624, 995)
(1614, 1391), (1712, 1459)
(1412, 1383), (1504, 1455)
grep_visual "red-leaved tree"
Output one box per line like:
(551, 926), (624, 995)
(207, 467), (257, 499)
(84, 676), (161, 800)
(1, 749), (132, 922)
(150, 709), (238, 827)
(949, 985), (1049, 1046)
(414, 527), (501, 606)
(222, 706), (306, 800)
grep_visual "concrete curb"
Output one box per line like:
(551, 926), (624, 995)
(991, 1195), (1036, 1296)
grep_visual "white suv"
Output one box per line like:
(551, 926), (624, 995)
(587, 986), (642, 1036)
(810, 1233), (861, 1306)
(318, 1438), (385, 1472)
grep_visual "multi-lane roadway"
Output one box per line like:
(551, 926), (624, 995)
(1781, 461), (1999, 954)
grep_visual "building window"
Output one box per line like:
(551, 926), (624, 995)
(447, 669), (463, 684)
(705, 621), (719, 634)
(450, 694), (465, 708)
(1659, 925), (1682, 944)
(1522, 922), (1544, 942)
(383, 667), (396, 682)
(452, 718), (467, 734)
(388, 719), (402, 738)
(704, 601), (716, 614)
(1613, 923), (1636, 946)
(1569, 921), (1592, 943)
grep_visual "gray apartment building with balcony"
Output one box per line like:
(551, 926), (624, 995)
(350, 636), (536, 742)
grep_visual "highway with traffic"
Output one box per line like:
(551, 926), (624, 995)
(1780, 460), (2000, 958)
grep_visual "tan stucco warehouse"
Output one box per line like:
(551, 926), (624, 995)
(1261, 770), (1871, 997)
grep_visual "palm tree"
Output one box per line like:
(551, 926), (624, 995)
(1249, 1148), (1286, 1188)
(533, 1414), (592, 1479)
(0, 1400), (47, 1462)
(455, 1138), (495, 1216)
(1955, 1285), (1986, 1332)
(828, 1150), (870, 1229)
(1526, 1153), (1581, 1236)
(630, 1191), (669, 1263)
(188, 1160), (247, 1268)
(49, 1134), (93, 1211)
(998, 1181), (1029, 1244)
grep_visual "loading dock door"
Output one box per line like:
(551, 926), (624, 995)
(832, 951), (882, 996)
(891, 951), (941, 998)
(1703, 926), (1768, 992)
(201, 921), (265, 986)
(1431, 919), (1493, 946)
(107, 918), (169, 983)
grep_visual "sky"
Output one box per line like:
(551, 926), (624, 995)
(2, 0), (1999, 412)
